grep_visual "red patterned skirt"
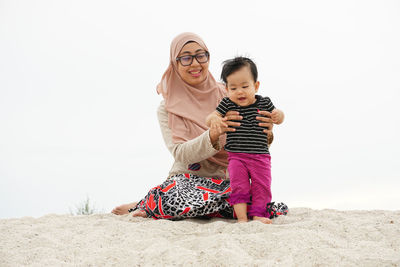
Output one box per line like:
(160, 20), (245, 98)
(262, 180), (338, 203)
(133, 173), (234, 220)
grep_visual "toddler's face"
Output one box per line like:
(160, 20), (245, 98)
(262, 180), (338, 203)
(226, 66), (259, 107)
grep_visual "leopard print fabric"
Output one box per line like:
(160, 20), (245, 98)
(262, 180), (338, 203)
(135, 173), (234, 220)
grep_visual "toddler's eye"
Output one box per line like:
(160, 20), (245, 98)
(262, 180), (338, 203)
(243, 86), (249, 89)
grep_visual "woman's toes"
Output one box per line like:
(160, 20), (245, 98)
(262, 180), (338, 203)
(111, 202), (138, 215)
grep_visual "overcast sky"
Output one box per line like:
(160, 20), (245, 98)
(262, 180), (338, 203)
(1, 0), (399, 219)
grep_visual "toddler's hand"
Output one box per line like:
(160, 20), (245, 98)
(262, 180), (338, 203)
(271, 109), (284, 124)
(209, 114), (227, 135)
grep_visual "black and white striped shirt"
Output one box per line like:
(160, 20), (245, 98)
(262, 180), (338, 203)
(216, 95), (275, 154)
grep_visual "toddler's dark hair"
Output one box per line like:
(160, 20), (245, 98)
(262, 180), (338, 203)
(220, 56), (258, 84)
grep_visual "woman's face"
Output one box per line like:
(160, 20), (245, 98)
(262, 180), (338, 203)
(176, 42), (209, 86)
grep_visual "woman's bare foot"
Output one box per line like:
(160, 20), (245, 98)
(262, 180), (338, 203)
(132, 209), (147, 218)
(111, 202), (137, 215)
(253, 216), (272, 224)
(237, 219), (248, 223)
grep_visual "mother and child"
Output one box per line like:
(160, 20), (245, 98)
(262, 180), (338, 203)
(112, 32), (287, 224)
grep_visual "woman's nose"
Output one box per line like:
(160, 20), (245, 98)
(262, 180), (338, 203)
(191, 57), (201, 66)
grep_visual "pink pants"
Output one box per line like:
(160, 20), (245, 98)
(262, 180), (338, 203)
(228, 152), (272, 218)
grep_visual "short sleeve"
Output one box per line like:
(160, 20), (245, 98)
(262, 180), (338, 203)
(216, 97), (230, 116)
(262, 96), (276, 112)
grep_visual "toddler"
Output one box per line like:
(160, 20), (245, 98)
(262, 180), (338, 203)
(207, 56), (284, 224)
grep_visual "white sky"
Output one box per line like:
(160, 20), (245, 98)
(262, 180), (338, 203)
(1, 0), (399, 218)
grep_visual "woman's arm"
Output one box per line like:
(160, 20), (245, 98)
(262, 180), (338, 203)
(158, 101), (220, 164)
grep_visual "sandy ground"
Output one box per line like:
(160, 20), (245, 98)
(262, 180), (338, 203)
(1, 208), (399, 266)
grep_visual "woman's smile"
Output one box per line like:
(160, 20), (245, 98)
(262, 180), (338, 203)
(189, 69), (202, 77)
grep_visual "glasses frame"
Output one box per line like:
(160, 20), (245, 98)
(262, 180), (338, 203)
(176, 51), (210, 66)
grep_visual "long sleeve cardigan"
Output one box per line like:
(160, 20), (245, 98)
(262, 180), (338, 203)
(157, 101), (228, 180)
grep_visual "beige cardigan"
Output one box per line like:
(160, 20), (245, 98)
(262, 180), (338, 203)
(157, 101), (228, 180)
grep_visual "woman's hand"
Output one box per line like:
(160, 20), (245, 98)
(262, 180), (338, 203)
(256, 110), (274, 144)
(223, 110), (242, 131)
(209, 110), (242, 146)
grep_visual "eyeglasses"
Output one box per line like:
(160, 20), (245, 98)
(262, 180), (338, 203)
(176, 52), (209, 66)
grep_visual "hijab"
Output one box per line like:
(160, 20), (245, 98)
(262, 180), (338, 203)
(157, 32), (228, 167)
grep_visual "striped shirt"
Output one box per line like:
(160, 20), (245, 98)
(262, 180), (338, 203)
(216, 95), (275, 154)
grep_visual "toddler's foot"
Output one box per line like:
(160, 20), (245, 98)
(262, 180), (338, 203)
(253, 216), (272, 224)
(111, 202), (137, 215)
(237, 218), (248, 223)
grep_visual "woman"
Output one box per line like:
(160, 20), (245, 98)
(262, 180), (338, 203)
(112, 32), (275, 220)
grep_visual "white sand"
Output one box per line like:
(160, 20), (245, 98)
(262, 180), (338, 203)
(1, 208), (399, 266)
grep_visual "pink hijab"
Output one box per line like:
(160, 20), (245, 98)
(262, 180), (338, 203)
(157, 32), (228, 167)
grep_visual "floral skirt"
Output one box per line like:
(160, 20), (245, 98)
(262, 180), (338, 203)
(134, 173), (234, 220)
